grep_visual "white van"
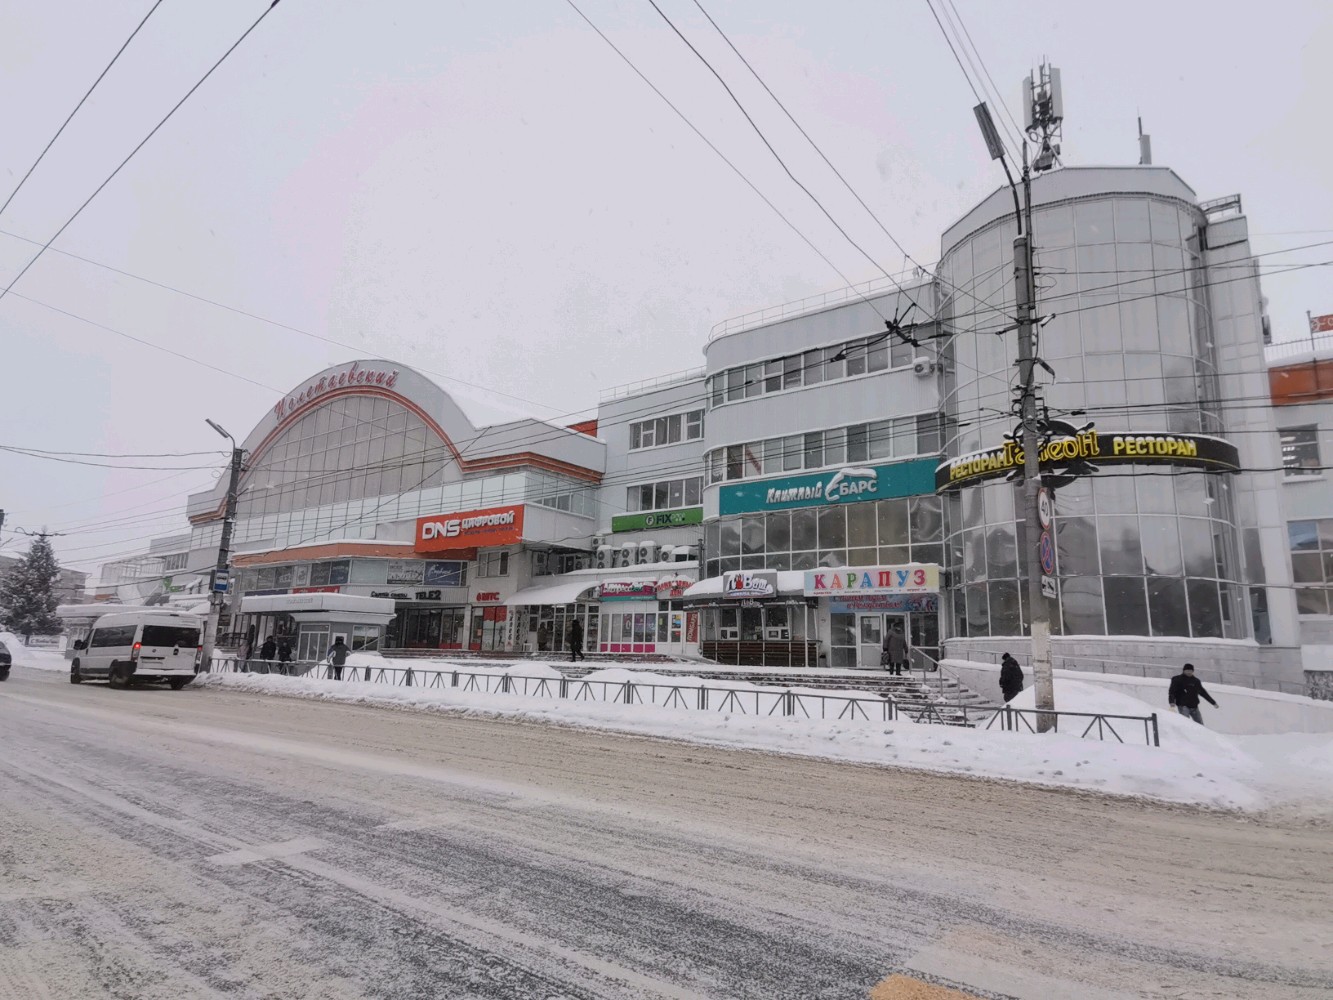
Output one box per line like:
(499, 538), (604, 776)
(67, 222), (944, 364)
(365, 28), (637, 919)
(70, 611), (204, 690)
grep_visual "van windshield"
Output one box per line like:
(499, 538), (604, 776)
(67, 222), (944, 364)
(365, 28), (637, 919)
(141, 625), (200, 648)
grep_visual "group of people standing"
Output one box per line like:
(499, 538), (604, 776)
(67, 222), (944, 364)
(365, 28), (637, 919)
(240, 634), (294, 675)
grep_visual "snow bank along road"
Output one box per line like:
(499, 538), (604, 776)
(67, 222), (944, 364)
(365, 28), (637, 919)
(1, 667), (1330, 1000)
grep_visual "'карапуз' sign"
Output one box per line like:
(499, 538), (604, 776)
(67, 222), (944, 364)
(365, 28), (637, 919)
(935, 425), (1240, 492)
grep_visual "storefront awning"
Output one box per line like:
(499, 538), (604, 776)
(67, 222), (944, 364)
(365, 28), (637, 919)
(240, 593), (397, 618)
(503, 578), (600, 606)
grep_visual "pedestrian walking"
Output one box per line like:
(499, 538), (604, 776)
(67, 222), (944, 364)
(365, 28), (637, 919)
(277, 637), (292, 676)
(240, 636), (253, 673)
(259, 636), (276, 665)
(328, 637), (348, 681)
(1168, 663), (1218, 725)
(537, 623), (550, 653)
(882, 625), (907, 676)
(568, 619), (585, 662)
(999, 652), (1025, 703)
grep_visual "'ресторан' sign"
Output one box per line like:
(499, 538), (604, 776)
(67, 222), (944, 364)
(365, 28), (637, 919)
(935, 430), (1240, 492)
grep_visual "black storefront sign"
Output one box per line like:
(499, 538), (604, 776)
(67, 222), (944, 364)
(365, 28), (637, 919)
(935, 427), (1241, 492)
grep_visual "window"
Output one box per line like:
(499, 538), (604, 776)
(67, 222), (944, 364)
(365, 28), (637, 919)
(628, 477), (703, 513)
(478, 552), (509, 577)
(160, 553), (188, 572)
(1288, 518), (1333, 615)
(1281, 426), (1320, 476)
(90, 625), (136, 647)
(142, 625), (201, 648)
(628, 410), (704, 450)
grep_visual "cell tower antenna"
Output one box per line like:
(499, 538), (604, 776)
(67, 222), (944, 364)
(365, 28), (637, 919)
(1023, 61), (1064, 173)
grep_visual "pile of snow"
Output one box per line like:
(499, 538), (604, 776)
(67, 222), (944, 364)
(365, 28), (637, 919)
(191, 667), (1333, 815)
(1, 632), (68, 672)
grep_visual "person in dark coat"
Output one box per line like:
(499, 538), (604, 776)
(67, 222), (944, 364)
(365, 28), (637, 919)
(1168, 663), (1218, 724)
(999, 652), (1025, 703)
(568, 619), (585, 662)
(882, 626), (907, 676)
(277, 637), (292, 676)
(328, 637), (349, 680)
(259, 636), (277, 662)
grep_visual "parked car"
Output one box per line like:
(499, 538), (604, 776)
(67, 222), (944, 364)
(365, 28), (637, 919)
(0, 639), (10, 681)
(70, 611), (202, 690)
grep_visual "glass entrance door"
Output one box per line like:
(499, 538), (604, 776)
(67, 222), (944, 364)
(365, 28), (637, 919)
(857, 615), (883, 669)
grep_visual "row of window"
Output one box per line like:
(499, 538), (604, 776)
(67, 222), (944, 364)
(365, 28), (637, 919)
(625, 477), (704, 513)
(629, 410), (704, 450)
(1288, 518), (1333, 615)
(705, 414), (942, 484)
(477, 551), (510, 578)
(532, 488), (596, 517)
(707, 330), (924, 409)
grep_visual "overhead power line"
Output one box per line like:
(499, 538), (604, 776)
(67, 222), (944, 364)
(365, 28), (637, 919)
(646, 0), (934, 323)
(0, 0), (284, 305)
(561, 0), (913, 337)
(0, 1), (165, 220)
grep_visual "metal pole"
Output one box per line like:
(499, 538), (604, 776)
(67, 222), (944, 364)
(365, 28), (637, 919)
(1310, 310), (1321, 395)
(1014, 151), (1055, 731)
(201, 445), (243, 671)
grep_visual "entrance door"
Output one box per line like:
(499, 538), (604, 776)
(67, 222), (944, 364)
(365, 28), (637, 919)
(469, 610), (484, 651)
(857, 614), (908, 669)
(857, 615), (883, 669)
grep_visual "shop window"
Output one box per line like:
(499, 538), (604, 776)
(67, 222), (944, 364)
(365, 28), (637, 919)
(804, 432), (824, 470)
(1280, 426), (1320, 476)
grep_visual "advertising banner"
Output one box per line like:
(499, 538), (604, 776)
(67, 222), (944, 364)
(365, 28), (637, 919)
(804, 564), (939, 597)
(416, 504), (524, 552)
(598, 580), (659, 602)
(656, 577), (694, 600)
(386, 560), (425, 585)
(829, 593), (939, 614)
(718, 459), (936, 516)
(424, 561), (466, 587)
(723, 570), (779, 599)
(611, 507), (704, 533)
(936, 427), (1240, 492)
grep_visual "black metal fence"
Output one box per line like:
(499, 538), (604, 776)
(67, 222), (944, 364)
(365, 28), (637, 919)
(209, 655), (1160, 744)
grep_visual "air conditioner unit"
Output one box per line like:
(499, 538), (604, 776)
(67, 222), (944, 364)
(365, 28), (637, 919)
(591, 535), (607, 550)
(676, 544), (698, 562)
(617, 543), (636, 568)
(638, 541), (658, 565)
(595, 546), (613, 570)
(721, 627), (740, 640)
(658, 544), (676, 562)
(912, 357), (937, 377)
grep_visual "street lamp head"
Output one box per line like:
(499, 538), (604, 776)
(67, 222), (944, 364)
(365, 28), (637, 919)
(205, 418), (233, 443)
(973, 102), (1007, 162)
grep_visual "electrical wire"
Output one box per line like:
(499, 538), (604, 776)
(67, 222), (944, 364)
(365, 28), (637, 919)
(0, 1), (284, 304)
(940, 0), (1026, 153)
(685, 0), (1014, 336)
(562, 0), (932, 342)
(0, 446), (218, 471)
(646, 0), (940, 325)
(0, 1), (164, 220)
(0, 444), (222, 459)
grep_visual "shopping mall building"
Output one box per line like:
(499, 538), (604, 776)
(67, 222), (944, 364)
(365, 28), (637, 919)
(100, 162), (1315, 692)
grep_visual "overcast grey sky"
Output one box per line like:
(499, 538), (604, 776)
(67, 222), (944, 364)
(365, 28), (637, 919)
(2, 0), (1331, 577)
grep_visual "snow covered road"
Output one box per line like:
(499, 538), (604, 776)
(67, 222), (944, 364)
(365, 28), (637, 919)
(1, 666), (1330, 999)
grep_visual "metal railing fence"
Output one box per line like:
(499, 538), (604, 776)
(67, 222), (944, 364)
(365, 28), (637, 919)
(209, 654), (1160, 744)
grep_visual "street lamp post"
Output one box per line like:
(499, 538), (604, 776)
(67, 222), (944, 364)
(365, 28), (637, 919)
(201, 419), (244, 672)
(973, 102), (1056, 729)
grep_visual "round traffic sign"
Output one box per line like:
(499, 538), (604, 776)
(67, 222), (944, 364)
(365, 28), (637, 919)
(1039, 531), (1056, 575)
(1037, 488), (1053, 529)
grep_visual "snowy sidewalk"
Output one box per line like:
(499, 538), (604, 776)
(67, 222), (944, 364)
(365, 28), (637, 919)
(190, 663), (1333, 818)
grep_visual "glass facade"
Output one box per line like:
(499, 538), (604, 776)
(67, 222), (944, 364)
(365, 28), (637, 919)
(939, 194), (1247, 639)
(703, 495), (943, 578)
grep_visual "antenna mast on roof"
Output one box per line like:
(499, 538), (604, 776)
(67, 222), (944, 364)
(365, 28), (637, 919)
(1024, 61), (1064, 173)
(1138, 116), (1153, 165)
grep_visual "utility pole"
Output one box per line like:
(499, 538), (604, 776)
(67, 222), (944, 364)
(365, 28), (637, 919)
(201, 420), (244, 671)
(1012, 147), (1055, 730)
(975, 67), (1062, 730)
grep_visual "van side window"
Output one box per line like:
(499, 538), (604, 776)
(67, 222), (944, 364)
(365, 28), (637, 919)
(89, 625), (135, 647)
